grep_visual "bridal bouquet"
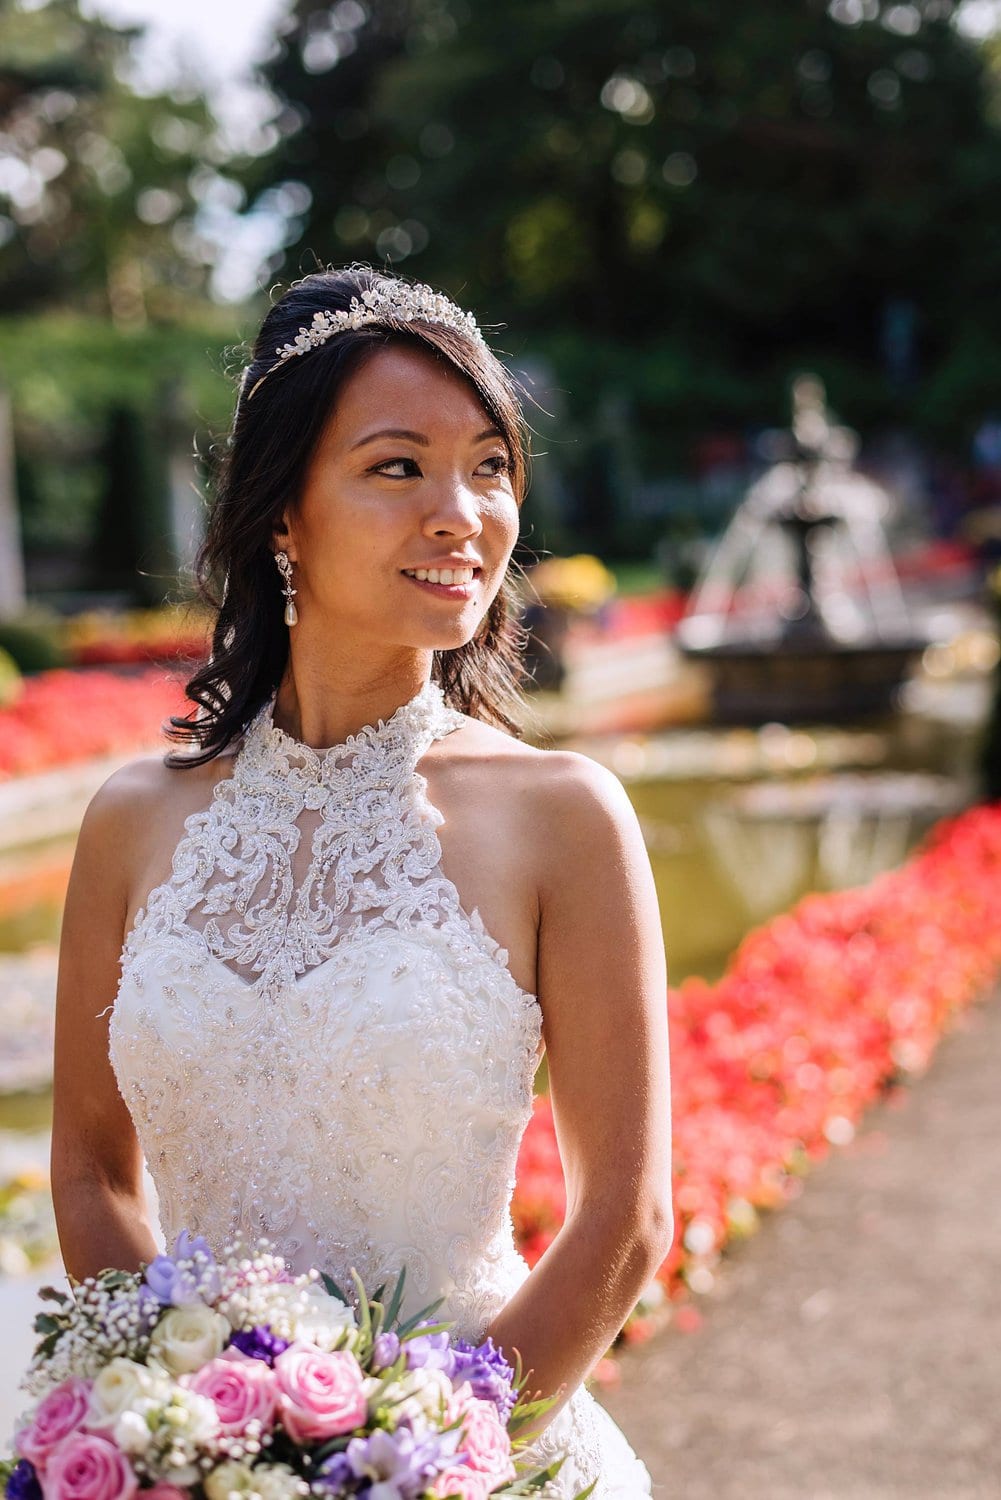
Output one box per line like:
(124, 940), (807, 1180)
(2, 1233), (595, 1500)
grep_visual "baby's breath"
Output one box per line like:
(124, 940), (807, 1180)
(22, 1271), (153, 1397)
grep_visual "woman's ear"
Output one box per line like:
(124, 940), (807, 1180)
(271, 509), (296, 560)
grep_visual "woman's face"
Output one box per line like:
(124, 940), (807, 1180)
(275, 339), (521, 654)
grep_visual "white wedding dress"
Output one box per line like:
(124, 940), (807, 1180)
(108, 677), (653, 1499)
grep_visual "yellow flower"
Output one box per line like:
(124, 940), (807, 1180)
(525, 554), (616, 610)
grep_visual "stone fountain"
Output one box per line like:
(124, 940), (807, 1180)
(675, 375), (930, 723)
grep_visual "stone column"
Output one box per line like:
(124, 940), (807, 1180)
(0, 384), (25, 618)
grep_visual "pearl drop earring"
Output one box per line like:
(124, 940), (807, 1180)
(275, 550), (298, 626)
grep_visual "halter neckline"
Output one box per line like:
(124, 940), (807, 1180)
(240, 677), (464, 781)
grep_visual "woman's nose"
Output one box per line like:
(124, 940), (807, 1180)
(425, 476), (483, 531)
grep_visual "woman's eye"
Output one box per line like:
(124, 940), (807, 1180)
(371, 455), (511, 478)
(372, 457), (420, 478)
(480, 454), (512, 477)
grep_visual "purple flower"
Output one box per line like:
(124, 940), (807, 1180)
(312, 1452), (354, 1497)
(172, 1229), (215, 1263)
(343, 1427), (459, 1500)
(142, 1254), (200, 1307)
(230, 1325), (291, 1365)
(403, 1325), (454, 1375)
(5, 1460), (41, 1500)
(142, 1229), (221, 1306)
(450, 1337), (517, 1423)
(371, 1330), (401, 1370)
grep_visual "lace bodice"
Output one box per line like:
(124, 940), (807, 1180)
(108, 677), (652, 1499)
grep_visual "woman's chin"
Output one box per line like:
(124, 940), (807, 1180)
(399, 614), (485, 651)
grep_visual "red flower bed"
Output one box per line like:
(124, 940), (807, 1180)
(71, 638), (209, 666)
(512, 801), (1001, 1328)
(61, 605), (213, 668)
(0, 668), (188, 780)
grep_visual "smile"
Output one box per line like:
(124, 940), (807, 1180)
(401, 567), (481, 599)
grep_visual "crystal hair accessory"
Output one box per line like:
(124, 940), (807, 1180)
(243, 281), (489, 401)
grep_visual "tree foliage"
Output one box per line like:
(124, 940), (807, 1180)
(0, 0), (225, 323)
(248, 0), (1001, 452)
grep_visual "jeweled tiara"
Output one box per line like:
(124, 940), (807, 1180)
(243, 281), (489, 401)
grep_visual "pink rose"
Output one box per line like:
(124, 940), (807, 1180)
(430, 1467), (493, 1500)
(444, 1385), (473, 1426)
(16, 1380), (93, 1473)
(456, 1396), (515, 1482)
(182, 1349), (277, 1437)
(41, 1432), (137, 1500)
(143, 1488), (189, 1500)
(272, 1341), (367, 1444)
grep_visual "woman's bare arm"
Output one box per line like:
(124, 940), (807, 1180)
(484, 751), (674, 1433)
(51, 764), (160, 1281)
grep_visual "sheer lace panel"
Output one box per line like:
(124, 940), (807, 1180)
(120, 677), (528, 1004)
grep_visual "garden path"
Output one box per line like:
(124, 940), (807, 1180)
(600, 986), (1000, 1500)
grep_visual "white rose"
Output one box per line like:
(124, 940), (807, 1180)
(252, 1465), (310, 1500)
(383, 1367), (452, 1431)
(158, 1458), (201, 1494)
(85, 1357), (163, 1429)
(112, 1405), (156, 1455)
(163, 1460), (204, 1488)
(149, 1304), (231, 1376)
(205, 1461), (257, 1500)
(288, 1286), (358, 1352)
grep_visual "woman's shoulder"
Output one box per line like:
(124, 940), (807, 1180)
(449, 715), (640, 876)
(80, 747), (236, 869)
(88, 746), (230, 818)
(458, 711), (630, 799)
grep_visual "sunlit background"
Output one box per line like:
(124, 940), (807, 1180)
(2, 0), (1001, 1488)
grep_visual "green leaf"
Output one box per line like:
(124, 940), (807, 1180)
(398, 1317), (450, 1342)
(509, 1388), (561, 1428)
(320, 1272), (349, 1305)
(383, 1264), (407, 1328)
(500, 1462), (565, 1495)
(37, 1286), (69, 1305)
(395, 1295), (446, 1336)
(349, 1267), (372, 1344)
(309, 1434), (353, 1463)
(34, 1332), (60, 1360)
(99, 1269), (135, 1288)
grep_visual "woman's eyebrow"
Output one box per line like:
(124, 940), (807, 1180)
(350, 426), (505, 450)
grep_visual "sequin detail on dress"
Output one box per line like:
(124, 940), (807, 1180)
(108, 677), (652, 1498)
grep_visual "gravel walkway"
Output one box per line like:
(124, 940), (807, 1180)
(599, 988), (1000, 1500)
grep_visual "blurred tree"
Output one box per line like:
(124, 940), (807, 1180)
(0, 1), (247, 600)
(0, 0), (229, 323)
(87, 403), (157, 602)
(244, 0), (1001, 534)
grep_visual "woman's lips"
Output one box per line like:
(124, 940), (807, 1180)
(401, 570), (480, 599)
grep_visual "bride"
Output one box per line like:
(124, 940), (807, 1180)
(50, 265), (674, 1498)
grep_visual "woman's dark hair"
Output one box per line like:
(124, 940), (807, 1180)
(164, 263), (533, 768)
